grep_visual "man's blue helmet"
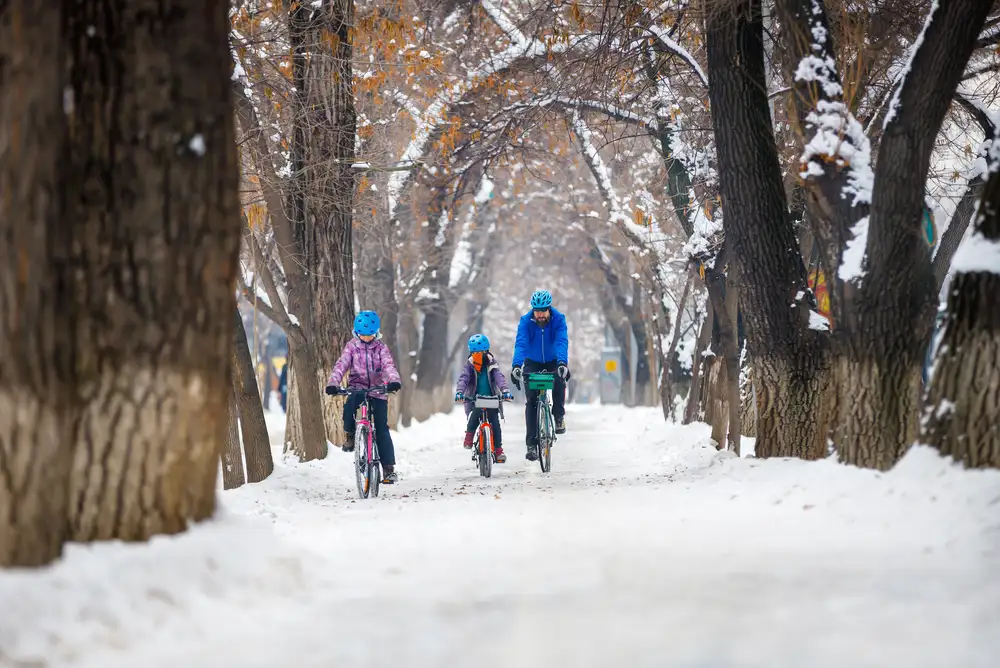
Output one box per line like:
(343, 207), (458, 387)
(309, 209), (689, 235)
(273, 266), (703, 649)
(353, 310), (381, 337)
(468, 333), (490, 353)
(530, 290), (552, 310)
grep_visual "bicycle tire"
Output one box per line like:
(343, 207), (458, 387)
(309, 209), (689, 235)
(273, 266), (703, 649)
(355, 426), (369, 498)
(369, 430), (381, 497)
(538, 401), (552, 473)
(479, 422), (493, 478)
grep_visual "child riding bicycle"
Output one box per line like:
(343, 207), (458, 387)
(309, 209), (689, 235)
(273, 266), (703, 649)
(325, 311), (402, 484)
(455, 334), (514, 463)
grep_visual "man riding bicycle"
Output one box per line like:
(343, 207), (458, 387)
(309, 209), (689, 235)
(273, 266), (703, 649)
(510, 290), (570, 461)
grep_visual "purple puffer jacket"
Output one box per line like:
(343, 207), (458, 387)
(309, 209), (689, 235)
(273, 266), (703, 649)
(456, 352), (509, 417)
(327, 337), (401, 401)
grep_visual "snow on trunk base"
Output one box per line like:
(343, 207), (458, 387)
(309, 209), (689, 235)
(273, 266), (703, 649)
(1, 406), (998, 668)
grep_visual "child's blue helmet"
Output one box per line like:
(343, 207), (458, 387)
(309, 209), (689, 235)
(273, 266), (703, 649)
(353, 310), (380, 336)
(468, 333), (490, 353)
(530, 290), (552, 309)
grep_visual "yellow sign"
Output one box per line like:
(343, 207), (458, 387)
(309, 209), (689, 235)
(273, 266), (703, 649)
(604, 359), (618, 373)
(272, 356), (287, 373)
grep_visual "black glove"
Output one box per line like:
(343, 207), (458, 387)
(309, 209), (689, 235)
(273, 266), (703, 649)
(557, 364), (569, 380)
(325, 384), (339, 396)
(386, 381), (402, 393)
(510, 366), (523, 390)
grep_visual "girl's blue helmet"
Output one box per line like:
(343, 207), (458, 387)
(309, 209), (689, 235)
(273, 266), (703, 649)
(468, 333), (490, 353)
(530, 290), (552, 309)
(353, 310), (381, 336)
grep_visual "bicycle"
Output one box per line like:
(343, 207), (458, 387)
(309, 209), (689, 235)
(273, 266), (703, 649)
(331, 385), (393, 499)
(525, 372), (556, 473)
(458, 393), (512, 478)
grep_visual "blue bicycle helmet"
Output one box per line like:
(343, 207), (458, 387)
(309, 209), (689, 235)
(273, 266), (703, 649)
(353, 310), (381, 337)
(468, 333), (490, 353)
(530, 290), (552, 310)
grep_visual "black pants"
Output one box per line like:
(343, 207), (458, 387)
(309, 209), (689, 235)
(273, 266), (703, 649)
(523, 359), (565, 446)
(343, 394), (395, 466)
(466, 408), (503, 448)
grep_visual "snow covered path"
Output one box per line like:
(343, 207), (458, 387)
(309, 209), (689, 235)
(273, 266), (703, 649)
(2, 405), (999, 667)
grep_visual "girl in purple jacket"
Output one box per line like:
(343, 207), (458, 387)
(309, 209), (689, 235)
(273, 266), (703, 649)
(455, 334), (513, 462)
(325, 311), (402, 483)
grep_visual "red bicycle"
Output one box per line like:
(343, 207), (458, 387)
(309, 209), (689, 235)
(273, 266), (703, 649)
(332, 385), (393, 498)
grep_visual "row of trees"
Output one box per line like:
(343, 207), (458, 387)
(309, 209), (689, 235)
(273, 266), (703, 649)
(3, 0), (998, 568)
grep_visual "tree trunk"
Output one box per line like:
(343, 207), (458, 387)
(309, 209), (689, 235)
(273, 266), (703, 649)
(288, 0), (357, 449)
(233, 309), (273, 482)
(661, 276), (693, 420)
(0, 1), (75, 567)
(397, 308), (420, 427)
(839, 0), (990, 468)
(706, 0), (828, 459)
(222, 389), (247, 490)
(921, 163), (1000, 468)
(285, 337), (330, 460)
(933, 177), (985, 290)
(65, 0), (240, 541)
(627, 285), (654, 406)
(684, 303), (714, 425)
(413, 302), (451, 421)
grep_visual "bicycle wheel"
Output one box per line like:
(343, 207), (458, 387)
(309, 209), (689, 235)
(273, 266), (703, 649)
(355, 426), (370, 498)
(479, 422), (493, 478)
(368, 431), (381, 498)
(538, 401), (552, 473)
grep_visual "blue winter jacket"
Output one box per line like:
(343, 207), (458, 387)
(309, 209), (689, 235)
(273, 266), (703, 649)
(512, 308), (569, 367)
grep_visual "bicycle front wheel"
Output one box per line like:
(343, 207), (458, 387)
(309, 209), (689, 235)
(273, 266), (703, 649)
(479, 423), (493, 478)
(355, 426), (370, 498)
(368, 433), (381, 498)
(538, 401), (552, 473)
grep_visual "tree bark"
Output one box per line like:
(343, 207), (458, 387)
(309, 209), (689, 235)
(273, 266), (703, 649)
(706, 0), (828, 459)
(684, 303), (714, 425)
(284, 337), (330, 459)
(661, 275), (693, 420)
(921, 162), (1000, 468)
(933, 177), (985, 290)
(840, 0), (991, 468)
(288, 0), (358, 451)
(233, 309), (273, 482)
(222, 388), (246, 490)
(0, 1), (75, 567)
(65, 0), (241, 541)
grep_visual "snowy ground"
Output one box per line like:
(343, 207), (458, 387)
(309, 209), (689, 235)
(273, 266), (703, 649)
(2, 404), (999, 668)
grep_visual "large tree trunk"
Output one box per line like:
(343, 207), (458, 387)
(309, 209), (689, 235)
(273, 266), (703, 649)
(838, 0), (990, 468)
(65, 0), (240, 541)
(706, 0), (828, 459)
(288, 0), (357, 451)
(284, 337), (330, 459)
(0, 1), (75, 567)
(921, 164), (1000, 468)
(222, 389), (247, 490)
(233, 309), (273, 482)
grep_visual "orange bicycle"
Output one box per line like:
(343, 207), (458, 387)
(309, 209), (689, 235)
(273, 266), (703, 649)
(463, 394), (511, 478)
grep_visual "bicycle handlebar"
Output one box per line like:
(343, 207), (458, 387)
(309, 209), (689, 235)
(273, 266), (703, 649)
(333, 385), (397, 397)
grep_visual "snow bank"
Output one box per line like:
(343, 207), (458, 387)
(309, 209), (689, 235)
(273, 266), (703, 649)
(2, 406), (998, 667)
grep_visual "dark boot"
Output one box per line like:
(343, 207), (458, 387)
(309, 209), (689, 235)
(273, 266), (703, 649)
(382, 465), (397, 484)
(342, 432), (355, 452)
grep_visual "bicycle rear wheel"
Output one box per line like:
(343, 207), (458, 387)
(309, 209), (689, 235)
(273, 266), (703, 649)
(538, 401), (552, 473)
(479, 422), (493, 478)
(355, 426), (370, 498)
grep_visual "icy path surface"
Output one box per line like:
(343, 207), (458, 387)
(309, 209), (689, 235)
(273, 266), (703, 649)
(2, 405), (999, 668)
